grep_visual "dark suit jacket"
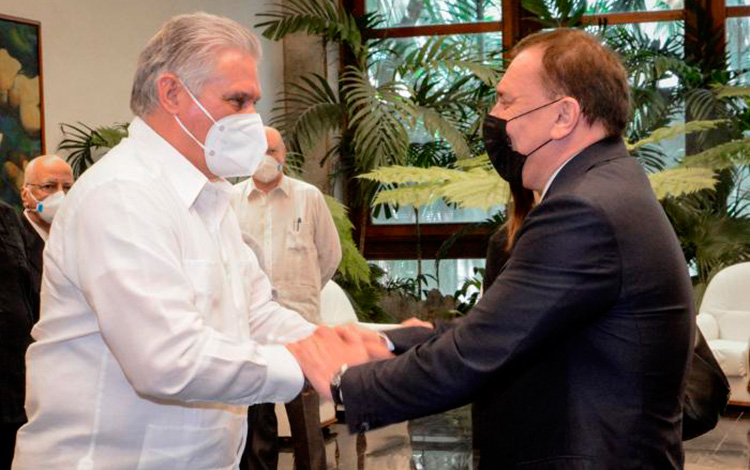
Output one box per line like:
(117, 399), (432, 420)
(19, 213), (44, 321)
(0, 202), (36, 424)
(342, 137), (694, 469)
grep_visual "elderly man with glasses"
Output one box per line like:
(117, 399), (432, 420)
(1, 154), (73, 469)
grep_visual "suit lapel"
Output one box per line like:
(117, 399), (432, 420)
(543, 135), (630, 200)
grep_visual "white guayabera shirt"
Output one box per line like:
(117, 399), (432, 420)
(12, 118), (315, 470)
(232, 176), (341, 325)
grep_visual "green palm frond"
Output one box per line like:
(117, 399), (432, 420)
(454, 154), (492, 168)
(396, 37), (502, 86)
(362, 164), (510, 209)
(627, 119), (729, 151)
(58, 122), (129, 177)
(342, 66), (412, 170)
(324, 195), (370, 286)
(417, 106), (472, 159)
(256, 0), (364, 56)
(442, 60), (503, 86)
(714, 85), (750, 99)
(440, 168), (510, 209)
(682, 139), (750, 169)
(272, 73), (343, 156)
(372, 184), (443, 207)
(647, 168), (718, 199)
(361, 165), (462, 184)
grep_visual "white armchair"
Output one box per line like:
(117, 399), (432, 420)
(696, 262), (750, 405)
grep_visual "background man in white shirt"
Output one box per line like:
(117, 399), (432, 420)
(11, 13), (375, 470)
(233, 126), (341, 470)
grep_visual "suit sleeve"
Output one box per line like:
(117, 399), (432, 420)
(384, 321), (460, 354)
(340, 195), (622, 432)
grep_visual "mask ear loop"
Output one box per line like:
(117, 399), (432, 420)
(507, 97), (564, 123)
(177, 78), (218, 125)
(172, 78), (220, 152)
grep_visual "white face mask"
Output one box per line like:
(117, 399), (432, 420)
(30, 190), (65, 224)
(253, 154), (283, 183)
(173, 79), (268, 178)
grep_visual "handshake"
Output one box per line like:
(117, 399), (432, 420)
(285, 318), (432, 402)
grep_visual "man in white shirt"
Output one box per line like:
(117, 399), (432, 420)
(233, 127), (341, 470)
(11, 13), (338, 470)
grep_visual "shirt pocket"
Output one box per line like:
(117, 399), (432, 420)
(285, 222), (314, 252)
(182, 259), (222, 320)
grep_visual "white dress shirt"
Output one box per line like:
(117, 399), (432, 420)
(12, 118), (315, 470)
(232, 177), (341, 324)
(22, 211), (48, 241)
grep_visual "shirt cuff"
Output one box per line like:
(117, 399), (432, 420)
(378, 332), (395, 352)
(257, 344), (305, 403)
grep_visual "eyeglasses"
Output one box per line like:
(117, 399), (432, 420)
(26, 182), (73, 193)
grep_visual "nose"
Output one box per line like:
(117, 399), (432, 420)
(489, 100), (504, 119)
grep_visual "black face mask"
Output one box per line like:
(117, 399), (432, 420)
(482, 99), (562, 184)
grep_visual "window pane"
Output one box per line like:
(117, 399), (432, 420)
(373, 200), (501, 224)
(368, 32), (502, 224)
(596, 21), (686, 163)
(367, 0), (501, 29)
(727, 17), (750, 84)
(368, 32), (503, 88)
(727, 0), (750, 6)
(373, 258), (485, 296)
(587, 0), (683, 14)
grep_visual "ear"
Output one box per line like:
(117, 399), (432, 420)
(155, 73), (186, 115)
(20, 186), (33, 209)
(550, 97), (581, 140)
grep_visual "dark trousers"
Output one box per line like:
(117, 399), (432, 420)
(0, 422), (22, 470)
(241, 384), (326, 470)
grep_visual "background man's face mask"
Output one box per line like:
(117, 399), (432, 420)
(253, 154), (283, 183)
(29, 190), (65, 224)
(173, 78), (268, 178)
(482, 98), (562, 185)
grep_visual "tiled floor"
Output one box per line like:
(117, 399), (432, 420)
(276, 405), (750, 469)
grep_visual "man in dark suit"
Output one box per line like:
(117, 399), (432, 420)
(18, 154), (74, 320)
(0, 155), (73, 469)
(288, 28), (694, 469)
(0, 202), (36, 470)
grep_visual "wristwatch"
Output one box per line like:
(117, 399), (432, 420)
(330, 364), (348, 406)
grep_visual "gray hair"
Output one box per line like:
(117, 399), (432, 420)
(130, 12), (262, 116)
(24, 154), (70, 184)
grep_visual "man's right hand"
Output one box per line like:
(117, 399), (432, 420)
(286, 326), (372, 400)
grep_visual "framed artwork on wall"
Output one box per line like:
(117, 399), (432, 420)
(0, 13), (44, 207)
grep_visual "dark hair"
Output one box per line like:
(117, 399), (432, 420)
(511, 28), (631, 136)
(503, 182), (535, 251)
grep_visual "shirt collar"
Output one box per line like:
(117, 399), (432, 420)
(23, 211), (48, 241)
(246, 175), (290, 199)
(128, 117), (209, 209)
(540, 152), (580, 201)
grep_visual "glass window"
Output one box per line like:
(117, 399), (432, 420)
(586, 0), (683, 14)
(367, 0), (502, 29)
(727, 17), (750, 85)
(727, 0), (750, 6)
(368, 32), (503, 88)
(373, 200), (502, 224)
(373, 258), (485, 296)
(368, 32), (502, 224)
(595, 21), (686, 164)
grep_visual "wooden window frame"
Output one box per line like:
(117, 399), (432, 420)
(345, 0), (747, 261)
